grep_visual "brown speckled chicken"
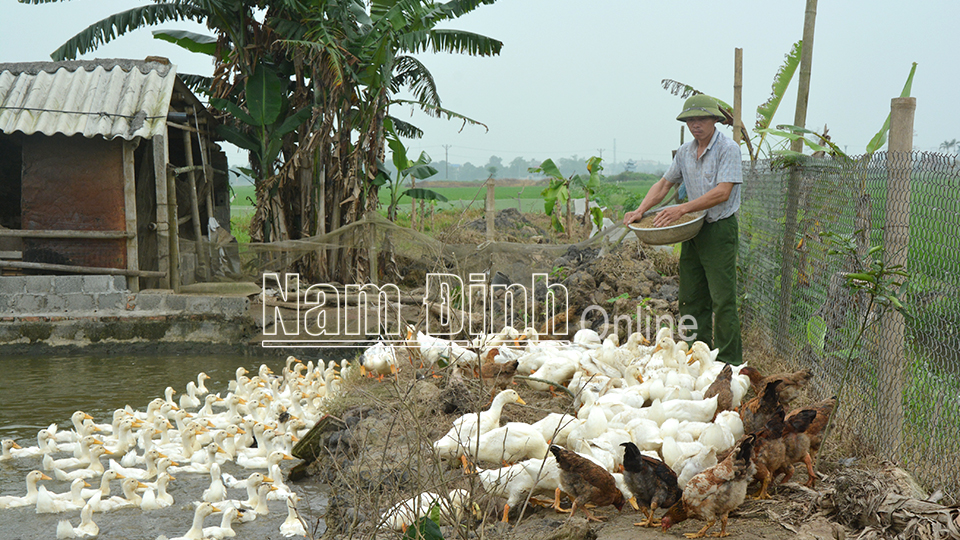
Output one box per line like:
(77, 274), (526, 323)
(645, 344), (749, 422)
(549, 444), (625, 522)
(781, 397), (837, 487)
(740, 379), (782, 435)
(703, 363), (734, 419)
(620, 441), (681, 527)
(661, 434), (757, 538)
(740, 367), (812, 405)
(479, 349), (519, 394)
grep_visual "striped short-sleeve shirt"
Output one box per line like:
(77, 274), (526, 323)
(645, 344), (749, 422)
(663, 128), (742, 223)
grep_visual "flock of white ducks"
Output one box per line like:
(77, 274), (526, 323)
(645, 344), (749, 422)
(409, 325), (752, 524)
(1, 358), (348, 538)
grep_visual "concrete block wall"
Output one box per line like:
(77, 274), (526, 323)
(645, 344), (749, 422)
(0, 275), (249, 320)
(0, 275), (128, 315)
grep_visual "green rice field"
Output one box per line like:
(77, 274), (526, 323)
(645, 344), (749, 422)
(229, 179), (657, 218)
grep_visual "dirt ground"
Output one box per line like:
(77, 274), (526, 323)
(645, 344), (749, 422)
(295, 211), (959, 540)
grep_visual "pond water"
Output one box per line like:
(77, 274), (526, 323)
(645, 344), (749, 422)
(0, 354), (331, 539)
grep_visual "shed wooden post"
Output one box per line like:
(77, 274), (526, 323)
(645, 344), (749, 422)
(167, 155), (181, 292)
(153, 135), (171, 289)
(182, 130), (209, 281)
(123, 140), (140, 292)
(880, 96), (915, 460)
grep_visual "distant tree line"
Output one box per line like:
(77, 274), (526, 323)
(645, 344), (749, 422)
(395, 154), (668, 182)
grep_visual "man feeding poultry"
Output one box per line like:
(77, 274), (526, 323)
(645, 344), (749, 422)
(623, 94), (743, 365)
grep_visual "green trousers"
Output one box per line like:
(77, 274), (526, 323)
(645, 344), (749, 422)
(678, 215), (743, 365)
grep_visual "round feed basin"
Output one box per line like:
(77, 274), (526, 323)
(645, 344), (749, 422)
(627, 205), (706, 245)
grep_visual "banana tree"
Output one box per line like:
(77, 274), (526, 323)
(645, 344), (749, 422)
(209, 62), (313, 241)
(572, 156), (605, 231)
(530, 158), (571, 233)
(380, 120), (445, 221)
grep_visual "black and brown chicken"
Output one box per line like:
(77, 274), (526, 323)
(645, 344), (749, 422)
(549, 444), (626, 522)
(620, 441), (681, 527)
(740, 379), (782, 435)
(780, 396), (837, 487)
(740, 366), (812, 405)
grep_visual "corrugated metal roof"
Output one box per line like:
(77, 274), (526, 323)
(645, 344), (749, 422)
(0, 59), (177, 141)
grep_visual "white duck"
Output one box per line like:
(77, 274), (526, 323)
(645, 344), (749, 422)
(280, 494), (307, 537)
(0, 471), (52, 508)
(360, 341), (399, 380)
(265, 451), (296, 500)
(168, 502), (220, 540)
(433, 389), (525, 467)
(81, 470), (124, 499)
(202, 462), (228, 503)
(1, 438), (23, 461)
(55, 502), (98, 538)
(36, 478), (89, 513)
(54, 445), (109, 481)
(109, 448), (164, 480)
(96, 477), (148, 512)
(473, 422), (550, 464)
(203, 505), (244, 539)
(179, 381), (203, 410)
(530, 413), (578, 446)
(168, 442), (222, 474)
(140, 473), (174, 510)
(381, 489), (468, 531)
(195, 372), (211, 396)
(476, 463), (531, 523)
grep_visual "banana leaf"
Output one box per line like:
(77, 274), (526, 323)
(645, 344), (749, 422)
(152, 29), (218, 56)
(866, 62), (918, 154)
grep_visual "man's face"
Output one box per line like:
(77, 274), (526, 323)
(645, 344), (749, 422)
(684, 116), (717, 141)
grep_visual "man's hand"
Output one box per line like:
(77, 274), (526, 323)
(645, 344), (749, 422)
(652, 204), (688, 228)
(622, 209), (644, 225)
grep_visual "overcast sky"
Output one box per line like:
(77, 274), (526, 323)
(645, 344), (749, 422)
(2, 1), (958, 170)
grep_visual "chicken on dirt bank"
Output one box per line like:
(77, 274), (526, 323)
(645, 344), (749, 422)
(549, 444), (625, 522)
(661, 434), (757, 538)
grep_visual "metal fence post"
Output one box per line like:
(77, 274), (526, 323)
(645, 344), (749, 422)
(880, 96), (915, 460)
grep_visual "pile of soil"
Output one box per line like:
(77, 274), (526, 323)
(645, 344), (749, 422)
(465, 208), (548, 241)
(551, 241), (680, 340)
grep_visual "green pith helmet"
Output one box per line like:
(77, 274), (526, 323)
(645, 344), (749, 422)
(676, 94), (725, 122)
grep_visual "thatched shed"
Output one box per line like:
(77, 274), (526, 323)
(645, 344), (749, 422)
(0, 57), (230, 292)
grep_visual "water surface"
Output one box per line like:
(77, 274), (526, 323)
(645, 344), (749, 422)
(0, 354), (329, 539)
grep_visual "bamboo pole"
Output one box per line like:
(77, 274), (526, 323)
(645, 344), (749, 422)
(153, 135), (171, 289)
(182, 129), (209, 281)
(879, 96), (915, 461)
(733, 48), (743, 144)
(0, 260), (166, 278)
(485, 177), (495, 241)
(777, 0), (818, 349)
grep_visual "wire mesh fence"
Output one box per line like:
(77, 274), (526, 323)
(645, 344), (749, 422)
(738, 151), (960, 502)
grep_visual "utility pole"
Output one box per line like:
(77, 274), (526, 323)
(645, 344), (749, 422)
(442, 144), (452, 180)
(613, 139), (617, 166)
(597, 148), (604, 160)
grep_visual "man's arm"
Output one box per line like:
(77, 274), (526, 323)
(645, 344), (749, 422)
(622, 177), (674, 225)
(651, 182), (733, 227)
